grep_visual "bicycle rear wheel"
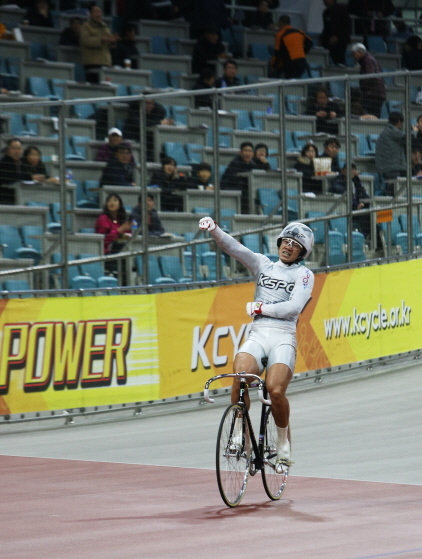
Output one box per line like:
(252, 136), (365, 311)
(261, 407), (290, 500)
(216, 403), (251, 508)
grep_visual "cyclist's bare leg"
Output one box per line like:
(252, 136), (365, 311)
(265, 363), (292, 428)
(231, 352), (260, 408)
(266, 363), (293, 471)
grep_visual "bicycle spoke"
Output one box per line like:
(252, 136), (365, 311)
(261, 407), (290, 500)
(216, 404), (250, 507)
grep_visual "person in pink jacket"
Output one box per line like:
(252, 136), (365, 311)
(95, 193), (132, 282)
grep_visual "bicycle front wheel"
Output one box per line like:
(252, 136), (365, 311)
(216, 403), (251, 508)
(261, 407), (290, 500)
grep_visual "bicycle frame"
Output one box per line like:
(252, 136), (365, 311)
(205, 371), (291, 506)
(204, 372), (271, 473)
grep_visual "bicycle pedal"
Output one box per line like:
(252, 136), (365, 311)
(275, 458), (294, 474)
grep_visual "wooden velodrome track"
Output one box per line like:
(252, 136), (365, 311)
(1, 361), (422, 559)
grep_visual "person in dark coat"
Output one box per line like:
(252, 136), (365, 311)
(149, 156), (186, 212)
(253, 143), (272, 170)
(215, 59), (242, 89)
(192, 26), (228, 74)
(184, 162), (214, 190)
(321, 137), (342, 174)
(402, 35), (422, 71)
(319, 0), (352, 65)
(305, 86), (344, 135)
(294, 143), (321, 193)
(25, 0), (54, 27)
(21, 145), (58, 184)
(59, 17), (82, 46)
(99, 143), (136, 187)
(243, 1), (276, 30)
(111, 23), (139, 69)
(351, 43), (386, 118)
(330, 163), (370, 237)
(221, 142), (256, 213)
(130, 193), (165, 236)
(0, 138), (26, 204)
(192, 67), (216, 109)
(123, 98), (173, 160)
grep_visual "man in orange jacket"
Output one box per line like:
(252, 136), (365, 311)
(271, 15), (313, 79)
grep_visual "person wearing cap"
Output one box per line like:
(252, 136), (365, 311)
(199, 217), (314, 474)
(99, 143), (136, 187)
(96, 128), (126, 162)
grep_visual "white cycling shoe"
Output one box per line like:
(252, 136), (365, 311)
(275, 427), (293, 474)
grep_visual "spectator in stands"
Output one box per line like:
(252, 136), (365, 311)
(330, 163), (371, 237)
(351, 43), (386, 118)
(192, 25), (228, 75)
(130, 193), (165, 236)
(412, 114), (422, 150)
(124, 97), (173, 160)
(411, 146), (422, 177)
(192, 67), (216, 109)
(149, 156), (186, 212)
(59, 16), (82, 46)
(0, 138), (26, 204)
(243, 1), (276, 31)
(321, 137), (342, 174)
(190, 0), (231, 40)
(95, 192), (131, 280)
(111, 22), (139, 69)
(96, 127), (126, 162)
(21, 145), (58, 184)
(375, 111), (406, 195)
(401, 35), (422, 71)
(24, 0), (54, 28)
(215, 59), (242, 89)
(185, 162), (213, 190)
(294, 143), (321, 193)
(270, 15), (313, 79)
(253, 143), (272, 171)
(319, 0), (352, 66)
(99, 143), (136, 187)
(305, 86), (344, 135)
(79, 4), (118, 83)
(221, 142), (256, 213)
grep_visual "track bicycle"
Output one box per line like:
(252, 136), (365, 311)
(204, 372), (291, 508)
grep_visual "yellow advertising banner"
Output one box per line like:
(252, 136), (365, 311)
(0, 259), (420, 415)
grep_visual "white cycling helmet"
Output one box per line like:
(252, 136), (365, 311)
(276, 222), (314, 260)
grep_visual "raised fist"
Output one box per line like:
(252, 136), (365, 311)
(198, 216), (216, 232)
(246, 302), (263, 317)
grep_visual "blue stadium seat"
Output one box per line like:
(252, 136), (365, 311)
(306, 211), (327, 244)
(201, 251), (228, 280)
(328, 230), (346, 265)
(185, 143), (204, 164)
(249, 43), (271, 61)
(158, 255), (191, 282)
(3, 279), (31, 297)
(163, 141), (189, 165)
(151, 69), (170, 89)
(352, 231), (366, 262)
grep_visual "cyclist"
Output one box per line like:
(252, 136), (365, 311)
(199, 218), (314, 473)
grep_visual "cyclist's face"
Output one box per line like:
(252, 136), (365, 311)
(278, 238), (303, 263)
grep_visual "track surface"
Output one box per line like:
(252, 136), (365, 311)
(1, 363), (422, 558)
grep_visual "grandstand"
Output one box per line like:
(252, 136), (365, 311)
(0, 1), (422, 292)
